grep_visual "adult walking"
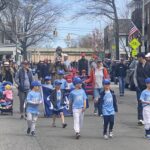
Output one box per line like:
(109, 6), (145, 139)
(116, 58), (127, 96)
(134, 53), (150, 125)
(2, 62), (14, 83)
(85, 60), (109, 115)
(64, 54), (71, 71)
(78, 53), (88, 75)
(15, 61), (33, 119)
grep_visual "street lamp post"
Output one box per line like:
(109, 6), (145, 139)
(141, 0), (145, 53)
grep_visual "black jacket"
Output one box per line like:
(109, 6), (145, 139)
(78, 58), (88, 75)
(98, 90), (118, 116)
(136, 62), (150, 90)
(50, 89), (66, 109)
(116, 63), (127, 78)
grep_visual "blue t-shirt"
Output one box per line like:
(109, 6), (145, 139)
(102, 91), (115, 116)
(56, 90), (63, 110)
(140, 89), (150, 107)
(54, 79), (67, 89)
(26, 91), (42, 114)
(69, 89), (87, 109)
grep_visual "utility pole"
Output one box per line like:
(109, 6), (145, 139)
(141, 0), (145, 53)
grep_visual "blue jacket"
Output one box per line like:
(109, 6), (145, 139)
(98, 90), (118, 116)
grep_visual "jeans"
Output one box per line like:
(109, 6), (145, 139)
(27, 112), (38, 132)
(73, 109), (84, 133)
(118, 77), (125, 94)
(18, 90), (29, 114)
(94, 88), (102, 113)
(136, 88), (143, 120)
(103, 115), (115, 135)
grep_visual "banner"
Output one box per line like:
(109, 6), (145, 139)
(42, 86), (72, 117)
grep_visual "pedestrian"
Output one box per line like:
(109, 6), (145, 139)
(98, 79), (118, 140)
(2, 62), (14, 83)
(134, 53), (150, 125)
(43, 76), (53, 89)
(64, 54), (71, 71)
(140, 78), (150, 139)
(50, 80), (67, 128)
(85, 59), (109, 115)
(54, 70), (67, 90)
(78, 53), (88, 75)
(15, 60), (33, 119)
(116, 58), (127, 96)
(69, 77), (87, 139)
(26, 81), (42, 136)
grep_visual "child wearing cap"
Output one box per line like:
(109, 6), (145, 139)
(140, 78), (150, 139)
(43, 76), (53, 89)
(98, 79), (118, 140)
(54, 70), (67, 90)
(69, 77), (87, 139)
(50, 80), (67, 128)
(26, 81), (42, 136)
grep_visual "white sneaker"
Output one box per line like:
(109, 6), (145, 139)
(104, 135), (108, 140)
(138, 120), (144, 125)
(109, 132), (113, 138)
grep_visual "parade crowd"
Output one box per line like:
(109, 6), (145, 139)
(1, 47), (150, 140)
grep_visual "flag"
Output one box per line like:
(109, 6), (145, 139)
(128, 21), (141, 41)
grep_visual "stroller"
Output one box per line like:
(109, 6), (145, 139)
(0, 81), (13, 115)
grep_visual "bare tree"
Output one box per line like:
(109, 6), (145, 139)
(0, 0), (63, 59)
(74, 0), (120, 59)
(0, 0), (8, 11)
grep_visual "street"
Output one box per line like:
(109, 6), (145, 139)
(0, 85), (149, 150)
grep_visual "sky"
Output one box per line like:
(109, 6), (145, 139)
(49, 0), (131, 48)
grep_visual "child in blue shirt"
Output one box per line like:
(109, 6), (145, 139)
(69, 77), (87, 139)
(140, 78), (150, 139)
(50, 80), (67, 128)
(98, 79), (118, 140)
(54, 70), (67, 90)
(43, 76), (53, 89)
(26, 81), (42, 136)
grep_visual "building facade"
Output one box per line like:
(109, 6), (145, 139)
(104, 19), (131, 59)
(129, 0), (150, 53)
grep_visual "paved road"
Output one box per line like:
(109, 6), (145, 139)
(0, 85), (149, 150)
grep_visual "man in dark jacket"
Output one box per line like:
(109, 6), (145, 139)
(116, 58), (127, 96)
(15, 61), (33, 119)
(78, 53), (88, 75)
(134, 53), (150, 125)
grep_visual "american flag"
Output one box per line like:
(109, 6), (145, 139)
(128, 21), (141, 41)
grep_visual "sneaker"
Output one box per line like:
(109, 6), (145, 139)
(138, 120), (144, 126)
(145, 135), (150, 139)
(27, 128), (31, 135)
(109, 132), (113, 138)
(104, 134), (108, 140)
(76, 133), (80, 139)
(52, 123), (56, 127)
(31, 131), (35, 136)
(20, 115), (24, 119)
(62, 123), (67, 128)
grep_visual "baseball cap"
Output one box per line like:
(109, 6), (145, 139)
(145, 78), (150, 84)
(31, 81), (41, 87)
(57, 70), (65, 75)
(4, 62), (9, 66)
(145, 53), (150, 58)
(73, 77), (82, 85)
(137, 53), (145, 58)
(103, 79), (111, 85)
(44, 76), (51, 81)
(97, 59), (102, 63)
(22, 60), (29, 65)
(55, 80), (62, 86)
